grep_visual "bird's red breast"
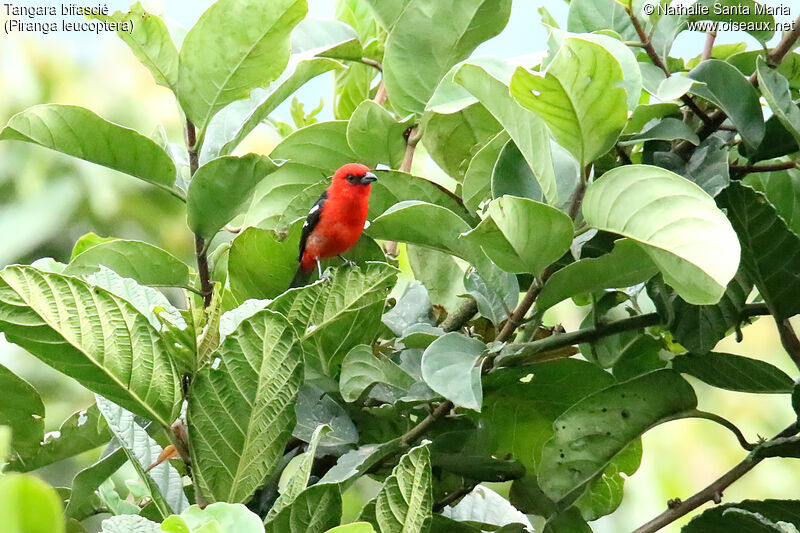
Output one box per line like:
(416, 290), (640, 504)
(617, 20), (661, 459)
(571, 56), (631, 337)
(298, 163), (377, 273)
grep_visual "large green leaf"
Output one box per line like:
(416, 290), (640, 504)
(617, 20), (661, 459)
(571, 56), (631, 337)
(491, 140), (543, 202)
(539, 370), (697, 502)
(291, 17), (362, 60)
(461, 196), (573, 275)
(688, 59), (765, 152)
(267, 425), (329, 520)
(455, 63), (558, 206)
(462, 131), (510, 212)
(422, 103), (502, 181)
(369, 170), (472, 223)
(582, 165), (740, 305)
(757, 57), (800, 147)
(204, 57), (343, 161)
(683, 500), (800, 533)
(64, 448), (127, 520)
(566, 0), (637, 41)
(0, 365), (43, 459)
(382, 0), (512, 116)
(0, 266), (181, 427)
(537, 239), (658, 313)
(510, 37), (628, 166)
(745, 170), (800, 237)
(101, 515), (161, 533)
(0, 105), (177, 193)
(267, 263), (397, 376)
(479, 360), (615, 472)
(188, 154), (280, 239)
(177, 0), (308, 137)
(264, 484), (342, 533)
(162, 503), (266, 533)
(574, 440), (642, 521)
(375, 444), (433, 533)
(188, 310), (302, 504)
(340, 345), (415, 402)
(347, 100), (412, 169)
(92, 2), (179, 90)
(8, 404), (109, 474)
(421, 333), (486, 411)
(673, 352), (794, 394)
(228, 225), (301, 302)
(718, 182), (800, 320)
(96, 396), (189, 518)
(0, 473), (66, 533)
(65, 240), (191, 289)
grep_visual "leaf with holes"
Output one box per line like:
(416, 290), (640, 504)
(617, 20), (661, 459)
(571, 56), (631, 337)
(188, 310), (303, 503)
(539, 370), (697, 502)
(510, 36), (628, 166)
(582, 165), (740, 304)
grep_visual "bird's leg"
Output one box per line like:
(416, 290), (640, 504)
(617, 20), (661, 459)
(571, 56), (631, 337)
(338, 255), (357, 268)
(316, 259), (324, 279)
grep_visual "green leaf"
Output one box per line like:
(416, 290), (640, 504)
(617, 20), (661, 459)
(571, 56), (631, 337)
(177, 0), (308, 138)
(65, 240), (191, 288)
(574, 440), (642, 521)
(582, 164), (740, 305)
(267, 263), (398, 376)
(441, 485), (533, 530)
(422, 103), (502, 181)
(0, 365), (43, 459)
(745, 169), (800, 237)
(539, 370), (697, 502)
(188, 154), (280, 239)
(91, 2), (179, 90)
(382, 282), (435, 336)
(0, 105), (177, 193)
(463, 268), (518, 327)
(204, 57), (343, 161)
(491, 140), (543, 202)
(264, 484), (342, 533)
(0, 473), (66, 533)
(267, 425), (330, 520)
(567, 0), (637, 41)
(654, 135), (731, 198)
(101, 515), (161, 533)
(718, 182), (800, 320)
(673, 352), (794, 393)
(293, 385), (358, 448)
(461, 196), (573, 275)
(382, 0), (512, 116)
(455, 62), (559, 205)
(648, 271), (753, 354)
(683, 500), (800, 533)
(227, 225), (301, 302)
(624, 103), (682, 134)
(480, 360), (615, 472)
(188, 310), (302, 503)
(375, 444), (433, 533)
(162, 503), (266, 533)
(96, 396), (189, 517)
(511, 37), (627, 166)
(326, 524), (376, 533)
(420, 333), (485, 411)
(369, 170), (473, 223)
(340, 345), (416, 402)
(64, 448), (127, 520)
(347, 100), (412, 168)
(757, 58), (800, 147)
(291, 18), (362, 60)
(318, 442), (402, 486)
(537, 239), (658, 313)
(688, 59), (765, 152)
(0, 266), (181, 427)
(619, 118), (700, 146)
(8, 404), (110, 473)
(70, 233), (118, 261)
(463, 131), (510, 212)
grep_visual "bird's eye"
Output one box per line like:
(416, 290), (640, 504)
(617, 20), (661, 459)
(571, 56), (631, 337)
(347, 174), (358, 183)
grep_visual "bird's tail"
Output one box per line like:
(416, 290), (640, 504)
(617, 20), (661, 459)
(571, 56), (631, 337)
(290, 266), (311, 288)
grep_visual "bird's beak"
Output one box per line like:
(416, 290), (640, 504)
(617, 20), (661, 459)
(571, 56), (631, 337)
(360, 172), (378, 184)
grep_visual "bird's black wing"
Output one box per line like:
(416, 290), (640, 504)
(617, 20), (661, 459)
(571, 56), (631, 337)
(298, 190), (327, 261)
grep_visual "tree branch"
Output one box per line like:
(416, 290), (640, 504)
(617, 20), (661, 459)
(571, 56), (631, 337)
(730, 160), (798, 177)
(360, 57), (382, 71)
(702, 31), (717, 61)
(400, 125), (422, 173)
(776, 318), (800, 372)
(440, 297), (479, 332)
(632, 422), (800, 533)
(186, 119), (213, 308)
(767, 16), (800, 67)
(374, 80), (387, 106)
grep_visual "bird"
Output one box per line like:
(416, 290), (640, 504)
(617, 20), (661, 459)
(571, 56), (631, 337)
(290, 163), (377, 287)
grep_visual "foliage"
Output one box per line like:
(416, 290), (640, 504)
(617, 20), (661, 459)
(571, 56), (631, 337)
(2, 1), (800, 532)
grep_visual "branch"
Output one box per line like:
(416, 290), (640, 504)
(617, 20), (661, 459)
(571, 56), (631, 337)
(702, 31), (717, 61)
(766, 16), (800, 67)
(434, 482), (479, 512)
(632, 422), (800, 533)
(499, 303), (770, 368)
(730, 160), (798, 177)
(440, 297), (479, 332)
(400, 125), (422, 173)
(374, 80), (387, 106)
(776, 318), (800, 372)
(360, 57), (382, 71)
(186, 119), (213, 308)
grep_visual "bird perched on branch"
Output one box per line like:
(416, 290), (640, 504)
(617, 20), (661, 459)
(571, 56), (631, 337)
(290, 163), (377, 287)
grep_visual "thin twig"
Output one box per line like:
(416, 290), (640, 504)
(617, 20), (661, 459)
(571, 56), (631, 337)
(440, 298), (479, 332)
(360, 57), (382, 71)
(186, 119), (213, 308)
(776, 319), (800, 372)
(374, 80), (387, 106)
(434, 482), (479, 512)
(730, 160), (798, 177)
(400, 126), (422, 173)
(632, 422), (800, 533)
(766, 16), (800, 67)
(702, 31), (717, 61)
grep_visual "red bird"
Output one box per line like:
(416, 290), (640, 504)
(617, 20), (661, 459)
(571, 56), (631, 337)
(291, 163), (377, 287)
